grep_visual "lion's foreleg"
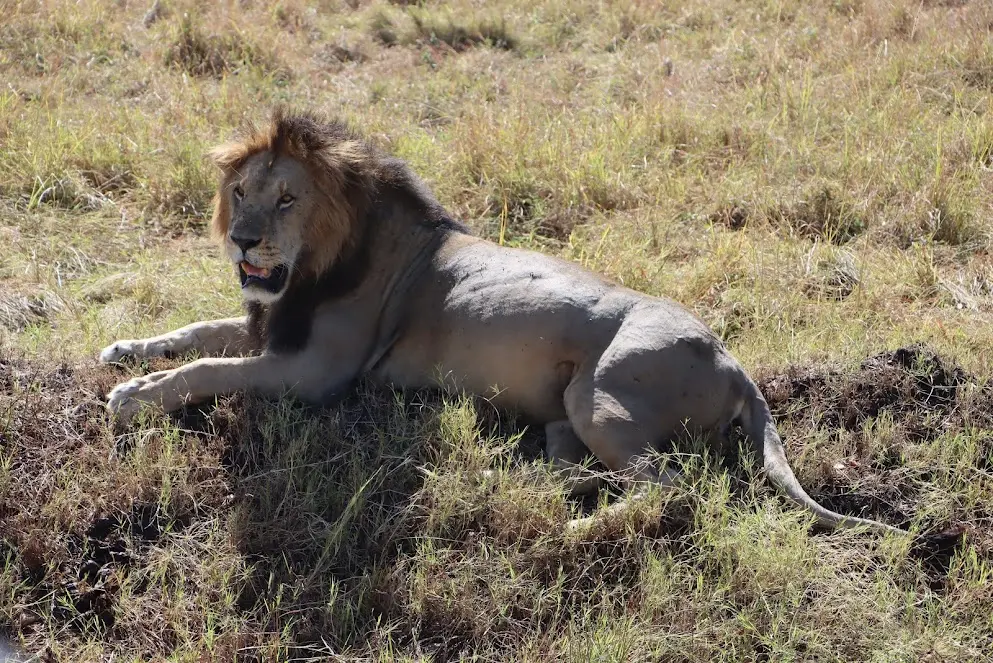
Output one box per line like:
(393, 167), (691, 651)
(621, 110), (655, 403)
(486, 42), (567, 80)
(105, 351), (331, 424)
(100, 317), (256, 363)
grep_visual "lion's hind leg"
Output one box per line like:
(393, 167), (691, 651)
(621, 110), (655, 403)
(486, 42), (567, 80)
(100, 316), (255, 363)
(545, 420), (603, 497)
(560, 372), (681, 532)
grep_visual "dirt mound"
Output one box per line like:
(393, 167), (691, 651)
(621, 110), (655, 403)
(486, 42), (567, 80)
(759, 344), (974, 443)
(755, 344), (990, 541)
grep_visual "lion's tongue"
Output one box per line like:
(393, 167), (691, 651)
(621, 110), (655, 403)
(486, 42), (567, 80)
(242, 262), (271, 278)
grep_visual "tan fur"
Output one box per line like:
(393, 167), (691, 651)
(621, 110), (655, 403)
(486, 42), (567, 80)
(102, 109), (906, 537)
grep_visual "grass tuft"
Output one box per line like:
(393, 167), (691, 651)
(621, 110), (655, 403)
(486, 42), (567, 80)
(769, 181), (867, 245)
(923, 177), (982, 247)
(368, 8), (401, 47)
(0, 290), (64, 332)
(146, 137), (216, 222)
(164, 17), (281, 79)
(408, 11), (518, 52)
(803, 247), (862, 301)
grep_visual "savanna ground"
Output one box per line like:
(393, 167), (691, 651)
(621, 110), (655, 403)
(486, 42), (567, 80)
(1, 0), (993, 660)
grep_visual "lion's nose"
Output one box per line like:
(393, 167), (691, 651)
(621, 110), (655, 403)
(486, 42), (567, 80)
(231, 235), (261, 252)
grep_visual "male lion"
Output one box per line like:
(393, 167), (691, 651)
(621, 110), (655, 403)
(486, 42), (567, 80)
(101, 109), (902, 536)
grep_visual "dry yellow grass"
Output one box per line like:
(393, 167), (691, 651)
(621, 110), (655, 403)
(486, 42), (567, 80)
(1, 0), (992, 660)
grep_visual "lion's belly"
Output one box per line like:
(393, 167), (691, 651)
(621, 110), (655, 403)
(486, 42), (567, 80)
(375, 333), (577, 423)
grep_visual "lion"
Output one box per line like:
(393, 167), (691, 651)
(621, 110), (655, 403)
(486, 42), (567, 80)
(100, 109), (903, 536)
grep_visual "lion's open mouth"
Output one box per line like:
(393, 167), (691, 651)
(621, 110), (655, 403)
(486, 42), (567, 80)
(239, 262), (289, 293)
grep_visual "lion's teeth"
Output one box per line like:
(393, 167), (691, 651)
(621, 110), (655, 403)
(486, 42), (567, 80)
(260, 268), (271, 278)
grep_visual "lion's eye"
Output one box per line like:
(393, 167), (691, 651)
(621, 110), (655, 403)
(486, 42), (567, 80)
(278, 194), (295, 209)
(233, 185), (244, 200)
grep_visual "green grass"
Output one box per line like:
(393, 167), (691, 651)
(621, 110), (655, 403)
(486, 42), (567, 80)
(2, 0), (993, 660)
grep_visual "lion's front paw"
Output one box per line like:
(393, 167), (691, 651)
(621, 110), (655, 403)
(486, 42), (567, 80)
(105, 371), (171, 425)
(99, 340), (144, 364)
(106, 378), (146, 424)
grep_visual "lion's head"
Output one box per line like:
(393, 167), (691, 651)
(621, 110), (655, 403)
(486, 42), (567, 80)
(207, 109), (375, 303)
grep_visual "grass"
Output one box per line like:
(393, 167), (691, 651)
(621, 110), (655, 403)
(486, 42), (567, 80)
(1, 0), (993, 660)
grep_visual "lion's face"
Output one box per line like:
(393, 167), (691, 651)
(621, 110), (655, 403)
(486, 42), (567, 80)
(221, 151), (319, 303)
(210, 111), (374, 303)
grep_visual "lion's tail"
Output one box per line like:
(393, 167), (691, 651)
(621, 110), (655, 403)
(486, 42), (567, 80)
(738, 377), (905, 536)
